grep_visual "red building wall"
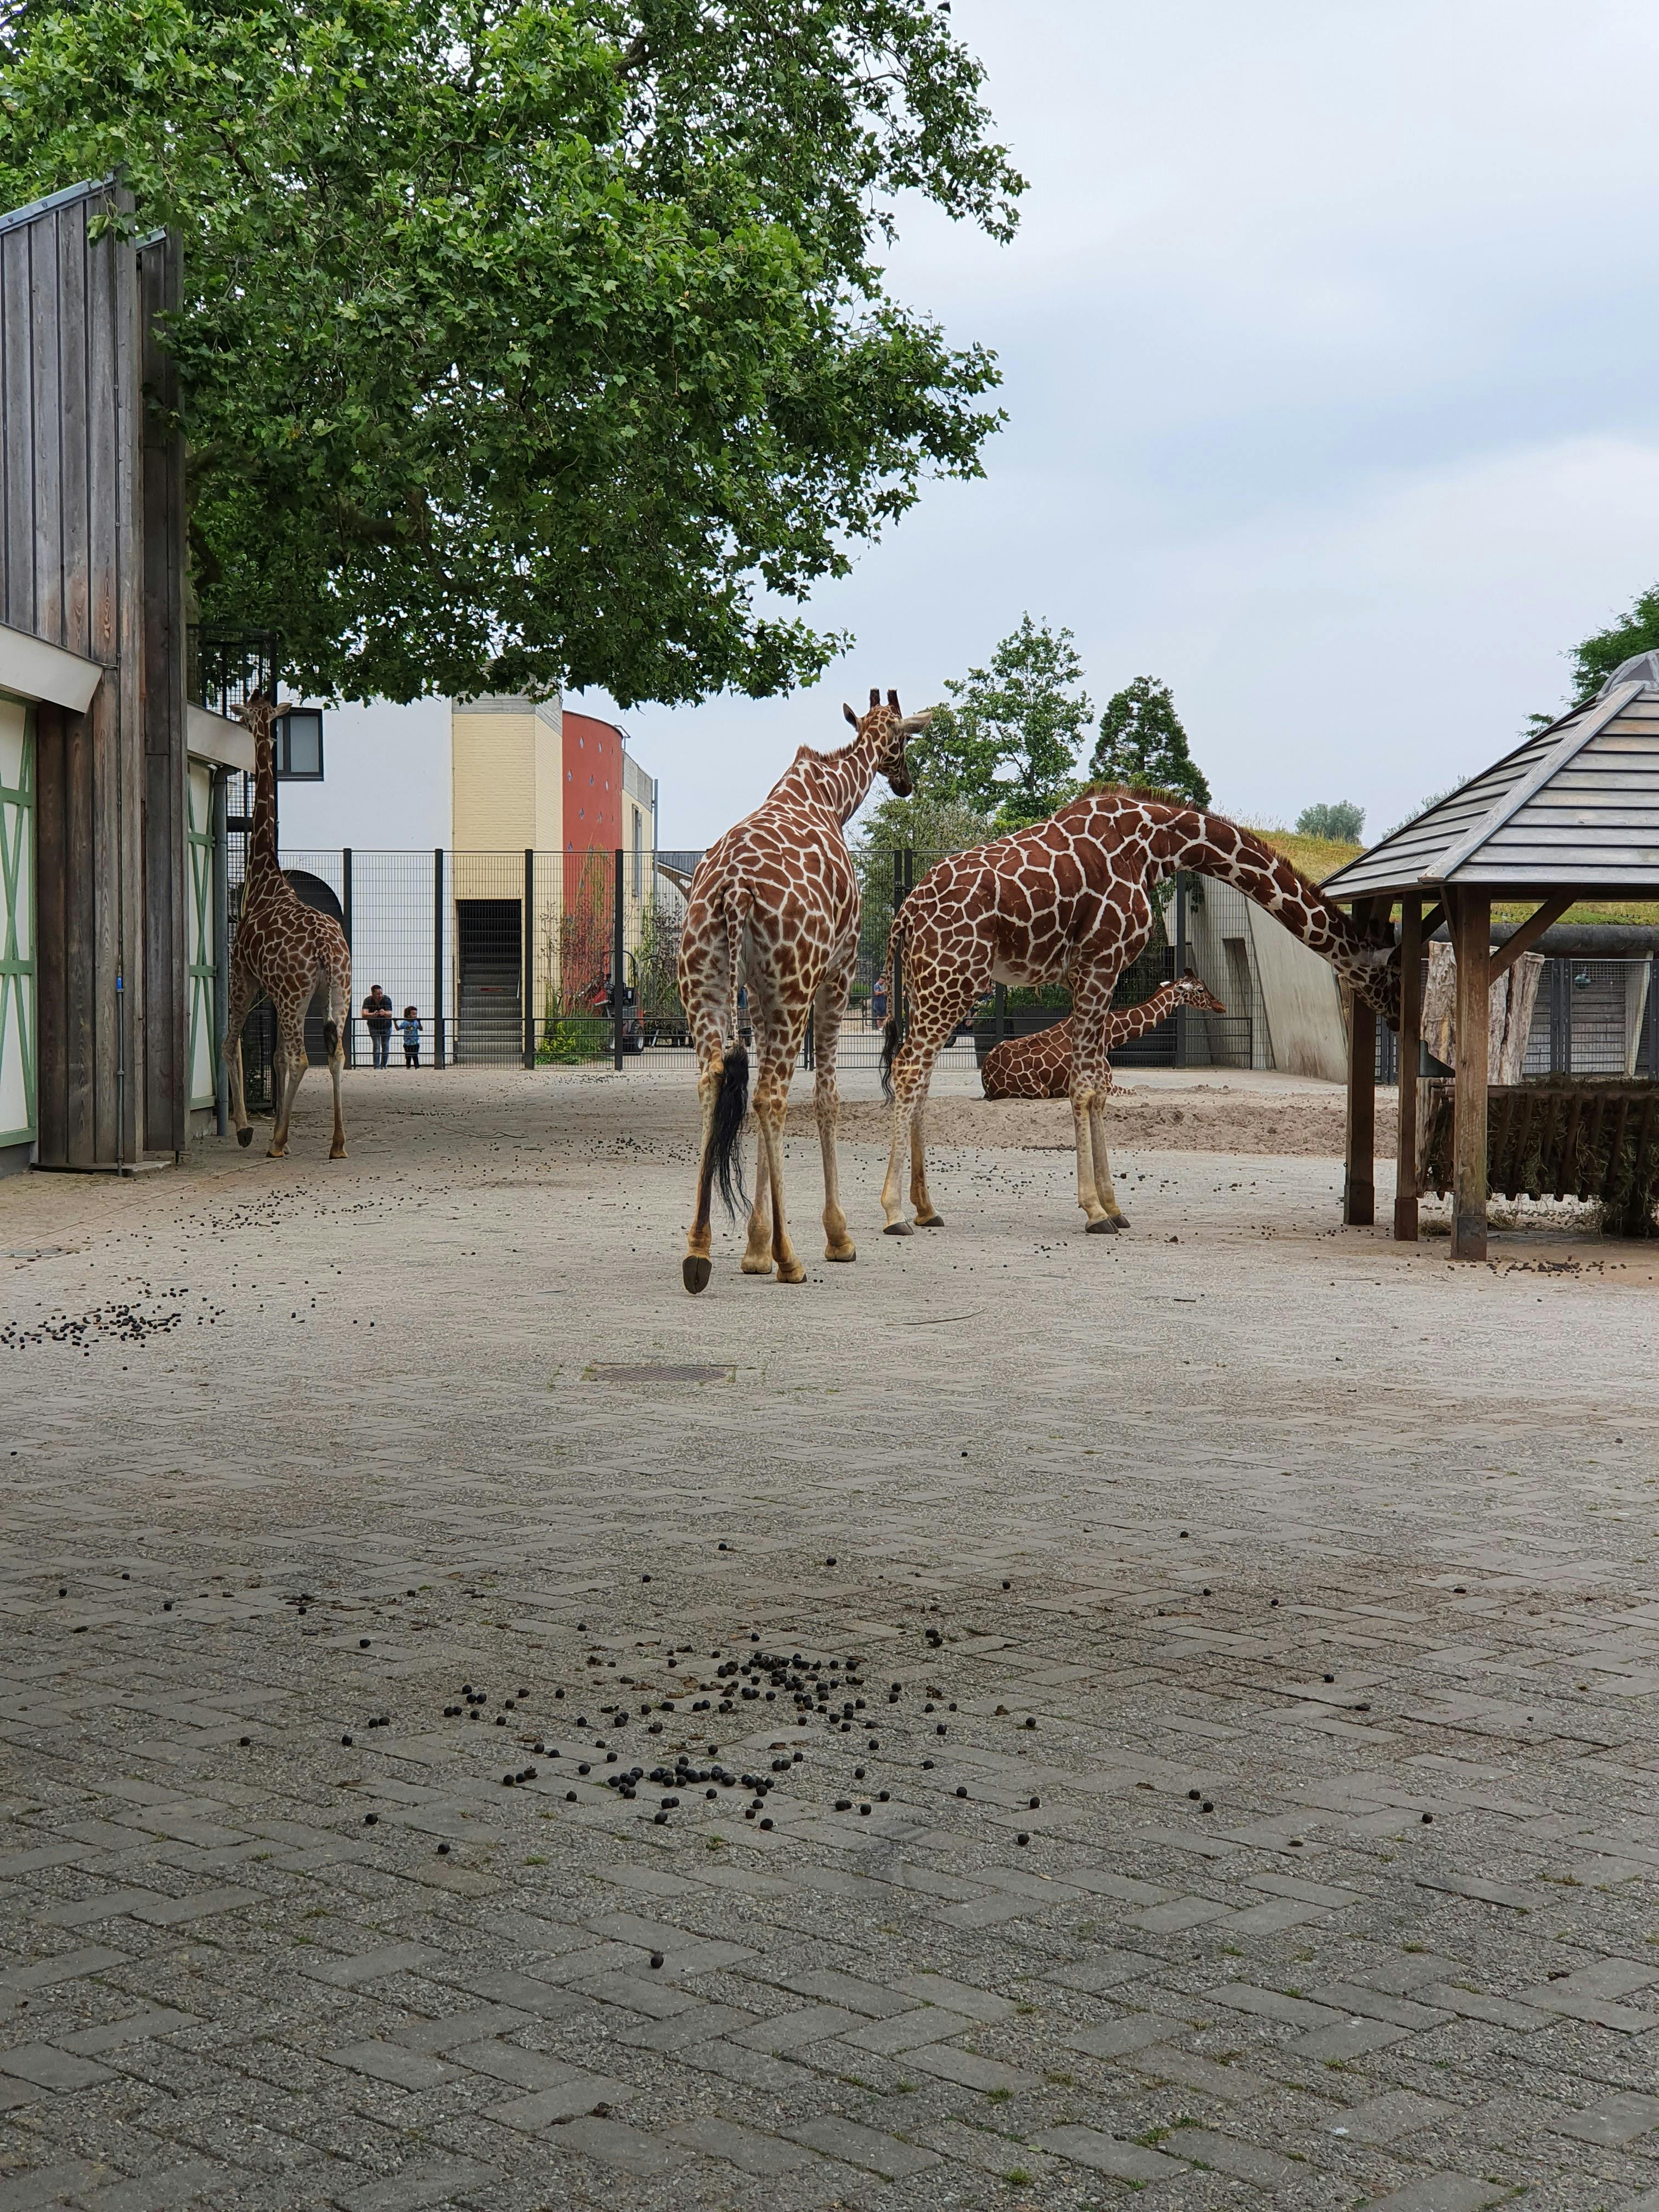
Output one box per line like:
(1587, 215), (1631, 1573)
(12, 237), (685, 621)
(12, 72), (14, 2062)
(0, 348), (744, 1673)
(561, 709), (624, 854)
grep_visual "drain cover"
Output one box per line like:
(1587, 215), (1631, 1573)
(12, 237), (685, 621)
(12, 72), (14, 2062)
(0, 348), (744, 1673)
(585, 1363), (734, 1384)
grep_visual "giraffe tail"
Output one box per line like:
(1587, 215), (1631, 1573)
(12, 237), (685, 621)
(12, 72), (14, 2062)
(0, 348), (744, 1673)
(705, 1041), (749, 1216)
(323, 1019), (340, 1058)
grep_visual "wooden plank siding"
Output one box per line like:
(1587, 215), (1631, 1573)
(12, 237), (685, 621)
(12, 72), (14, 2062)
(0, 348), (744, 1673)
(0, 178), (186, 1167)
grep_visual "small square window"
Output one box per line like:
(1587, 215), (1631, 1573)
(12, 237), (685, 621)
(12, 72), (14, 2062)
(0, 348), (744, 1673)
(275, 708), (324, 780)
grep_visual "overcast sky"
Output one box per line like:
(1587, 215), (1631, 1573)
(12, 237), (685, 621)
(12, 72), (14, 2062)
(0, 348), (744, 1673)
(577, 0), (1659, 850)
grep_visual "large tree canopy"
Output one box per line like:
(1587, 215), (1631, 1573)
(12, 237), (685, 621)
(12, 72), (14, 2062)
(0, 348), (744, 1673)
(0, 0), (1023, 703)
(905, 614), (1093, 834)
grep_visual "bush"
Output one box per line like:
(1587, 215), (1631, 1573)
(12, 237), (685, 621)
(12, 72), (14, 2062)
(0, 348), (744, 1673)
(537, 1018), (607, 1065)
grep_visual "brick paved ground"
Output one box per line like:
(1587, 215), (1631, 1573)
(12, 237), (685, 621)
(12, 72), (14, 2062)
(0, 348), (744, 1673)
(2, 1065), (1657, 2211)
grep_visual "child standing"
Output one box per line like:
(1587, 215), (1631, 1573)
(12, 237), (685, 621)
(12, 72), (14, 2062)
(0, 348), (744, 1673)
(400, 1006), (422, 1066)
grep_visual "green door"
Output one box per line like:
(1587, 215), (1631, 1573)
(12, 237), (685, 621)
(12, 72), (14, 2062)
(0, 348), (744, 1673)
(0, 697), (35, 1149)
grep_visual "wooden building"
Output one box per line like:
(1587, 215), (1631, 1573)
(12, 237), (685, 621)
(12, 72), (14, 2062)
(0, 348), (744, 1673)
(1325, 652), (1659, 1257)
(0, 176), (249, 1177)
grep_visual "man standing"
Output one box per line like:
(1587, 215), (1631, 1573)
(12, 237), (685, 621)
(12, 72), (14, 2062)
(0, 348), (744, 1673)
(362, 984), (394, 1069)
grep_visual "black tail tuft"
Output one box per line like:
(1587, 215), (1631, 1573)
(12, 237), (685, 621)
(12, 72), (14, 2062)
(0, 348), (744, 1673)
(708, 1041), (749, 1215)
(880, 1017), (901, 1101)
(324, 1019), (340, 1057)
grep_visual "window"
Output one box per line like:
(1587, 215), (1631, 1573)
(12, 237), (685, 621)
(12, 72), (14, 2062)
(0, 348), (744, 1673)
(274, 707), (324, 780)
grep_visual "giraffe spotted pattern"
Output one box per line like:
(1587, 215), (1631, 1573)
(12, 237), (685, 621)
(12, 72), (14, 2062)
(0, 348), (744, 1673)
(980, 970), (1226, 1101)
(677, 690), (927, 1294)
(222, 696), (352, 1161)
(882, 791), (1399, 1234)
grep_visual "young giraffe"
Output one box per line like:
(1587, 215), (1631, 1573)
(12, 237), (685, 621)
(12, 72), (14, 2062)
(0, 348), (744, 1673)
(222, 693), (352, 1160)
(980, 970), (1226, 1101)
(881, 791), (1398, 1234)
(678, 690), (928, 1295)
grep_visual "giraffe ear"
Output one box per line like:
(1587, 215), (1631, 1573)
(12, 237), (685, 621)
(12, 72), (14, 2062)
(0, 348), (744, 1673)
(843, 702), (858, 727)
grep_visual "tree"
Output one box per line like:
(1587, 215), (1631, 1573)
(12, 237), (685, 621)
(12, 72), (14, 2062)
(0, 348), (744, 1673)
(0, 0), (1024, 706)
(1554, 585), (1659, 711)
(912, 616), (1093, 833)
(1089, 676), (1210, 806)
(1295, 800), (1364, 842)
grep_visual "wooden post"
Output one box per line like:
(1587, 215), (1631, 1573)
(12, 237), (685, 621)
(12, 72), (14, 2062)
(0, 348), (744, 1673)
(1343, 897), (1376, 1226)
(1393, 893), (1422, 1240)
(1451, 886), (1491, 1261)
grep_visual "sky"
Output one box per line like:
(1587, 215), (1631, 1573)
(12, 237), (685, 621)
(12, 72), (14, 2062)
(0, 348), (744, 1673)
(574, 0), (1659, 850)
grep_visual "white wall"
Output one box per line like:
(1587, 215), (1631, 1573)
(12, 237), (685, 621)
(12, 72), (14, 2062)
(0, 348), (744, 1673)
(276, 696), (453, 854)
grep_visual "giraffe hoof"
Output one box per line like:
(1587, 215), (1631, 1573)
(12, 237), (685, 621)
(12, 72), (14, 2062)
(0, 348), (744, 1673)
(776, 1260), (806, 1285)
(236, 1128), (253, 1148)
(915, 1212), (945, 1228)
(1085, 1215), (1119, 1234)
(824, 1242), (856, 1263)
(330, 1146), (347, 1160)
(682, 1254), (712, 1295)
(884, 1220), (915, 1237)
(266, 1146), (287, 1160)
(740, 1254), (774, 1276)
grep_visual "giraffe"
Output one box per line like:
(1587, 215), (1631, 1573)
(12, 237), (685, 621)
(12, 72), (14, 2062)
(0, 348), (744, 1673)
(879, 791), (1398, 1234)
(979, 970), (1226, 1101)
(222, 693), (352, 1160)
(678, 689), (929, 1295)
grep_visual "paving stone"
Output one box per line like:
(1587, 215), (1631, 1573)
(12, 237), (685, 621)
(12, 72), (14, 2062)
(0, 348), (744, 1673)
(666, 2118), (822, 2176)
(1056, 2012), (1181, 2058)
(552, 2118), (680, 2176)
(1032, 2126), (1186, 2181)
(1361, 2180), (1507, 2212)
(1338, 2089), (1459, 2143)
(1553, 2091), (1659, 2147)
(483, 2072), (634, 2130)
(74, 2160), (228, 2211)
(0, 2044), (116, 2092)
(900, 2043), (1040, 2093)
(782, 2119), (941, 2179)
(326, 2042), (458, 2091)
(334, 2159), (499, 2211)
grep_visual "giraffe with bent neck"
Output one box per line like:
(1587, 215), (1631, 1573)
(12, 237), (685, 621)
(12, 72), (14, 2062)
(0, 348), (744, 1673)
(222, 694), (352, 1160)
(881, 791), (1398, 1234)
(678, 690), (928, 1295)
(980, 969), (1226, 1101)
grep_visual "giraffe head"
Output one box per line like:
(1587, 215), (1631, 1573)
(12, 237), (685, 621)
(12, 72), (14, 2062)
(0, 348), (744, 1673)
(1342, 918), (1401, 1026)
(1173, 968), (1226, 1015)
(843, 688), (928, 798)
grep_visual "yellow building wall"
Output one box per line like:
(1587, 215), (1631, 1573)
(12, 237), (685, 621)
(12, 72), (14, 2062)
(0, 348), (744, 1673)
(451, 697), (565, 1029)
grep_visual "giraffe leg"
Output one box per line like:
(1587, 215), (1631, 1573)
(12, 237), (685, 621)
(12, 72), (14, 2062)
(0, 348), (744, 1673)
(881, 1024), (947, 1232)
(741, 1125), (774, 1273)
(753, 1043), (805, 1284)
(1087, 1093), (1128, 1227)
(910, 1100), (943, 1227)
(222, 964), (256, 1148)
(268, 997), (309, 1158)
(1068, 991), (1117, 1230)
(684, 1034), (723, 1295)
(325, 946), (350, 1159)
(812, 974), (855, 1261)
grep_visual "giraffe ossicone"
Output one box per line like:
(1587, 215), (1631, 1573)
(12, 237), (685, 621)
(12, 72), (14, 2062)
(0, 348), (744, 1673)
(678, 689), (927, 1295)
(222, 693), (352, 1161)
(880, 791), (1398, 1237)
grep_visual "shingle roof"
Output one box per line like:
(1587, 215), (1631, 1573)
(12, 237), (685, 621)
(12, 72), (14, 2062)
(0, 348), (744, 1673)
(1325, 653), (1659, 900)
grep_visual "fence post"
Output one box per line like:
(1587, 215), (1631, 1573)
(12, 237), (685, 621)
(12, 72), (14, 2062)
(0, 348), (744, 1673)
(212, 766), (229, 1136)
(613, 847), (625, 1070)
(342, 848), (354, 1066)
(433, 848), (445, 1068)
(1173, 871), (1189, 1066)
(523, 849), (535, 1070)
(995, 983), (1008, 1040)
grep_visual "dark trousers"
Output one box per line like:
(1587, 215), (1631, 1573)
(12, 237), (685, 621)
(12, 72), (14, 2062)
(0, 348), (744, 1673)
(404, 1041), (419, 1066)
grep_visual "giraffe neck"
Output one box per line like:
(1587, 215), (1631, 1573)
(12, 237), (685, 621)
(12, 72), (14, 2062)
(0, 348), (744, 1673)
(248, 716), (281, 884)
(1156, 808), (1381, 998)
(782, 729), (885, 825)
(1110, 979), (1183, 1043)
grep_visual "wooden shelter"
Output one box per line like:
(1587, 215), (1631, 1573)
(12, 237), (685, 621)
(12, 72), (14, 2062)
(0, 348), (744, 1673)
(1325, 653), (1659, 1257)
(0, 176), (249, 1176)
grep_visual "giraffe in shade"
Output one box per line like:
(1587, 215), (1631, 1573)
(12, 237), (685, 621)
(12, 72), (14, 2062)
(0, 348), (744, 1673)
(980, 969), (1226, 1101)
(881, 792), (1398, 1234)
(222, 694), (352, 1159)
(678, 690), (929, 1295)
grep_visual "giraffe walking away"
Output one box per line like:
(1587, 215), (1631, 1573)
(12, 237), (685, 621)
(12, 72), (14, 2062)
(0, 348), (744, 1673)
(881, 791), (1398, 1235)
(222, 694), (352, 1160)
(678, 690), (929, 1295)
(979, 970), (1226, 1101)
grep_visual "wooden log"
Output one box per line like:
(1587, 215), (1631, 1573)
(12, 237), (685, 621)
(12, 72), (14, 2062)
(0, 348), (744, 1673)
(1344, 896), (1376, 1226)
(1394, 893), (1421, 1240)
(1451, 887), (1491, 1260)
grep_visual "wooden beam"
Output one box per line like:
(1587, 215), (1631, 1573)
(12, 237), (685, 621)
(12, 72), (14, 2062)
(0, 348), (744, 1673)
(1393, 894), (1422, 1242)
(1344, 896), (1377, 1227)
(1487, 887), (1575, 983)
(1451, 887), (1491, 1261)
(1418, 901), (1445, 943)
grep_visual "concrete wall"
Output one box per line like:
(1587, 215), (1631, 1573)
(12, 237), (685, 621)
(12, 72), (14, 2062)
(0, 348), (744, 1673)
(1245, 904), (1348, 1079)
